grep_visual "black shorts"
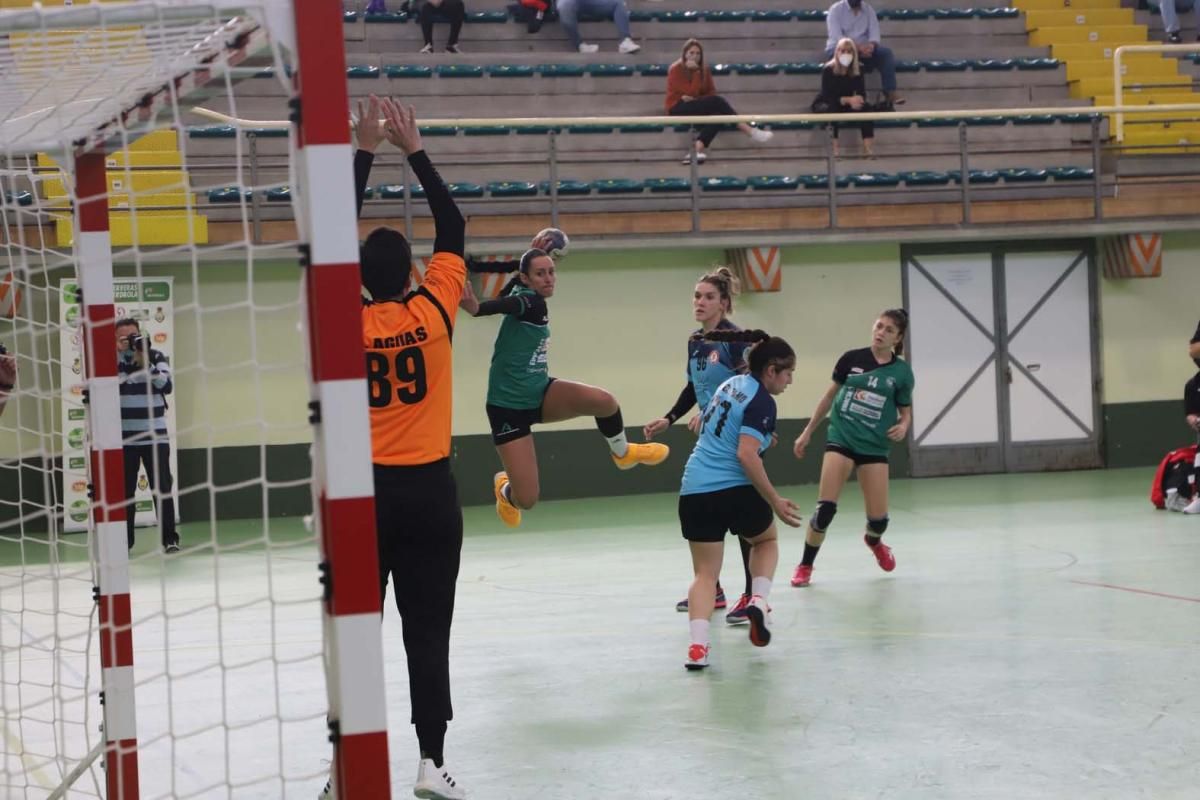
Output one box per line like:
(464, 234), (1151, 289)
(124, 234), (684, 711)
(826, 442), (889, 466)
(678, 485), (773, 543)
(486, 378), (556, 445)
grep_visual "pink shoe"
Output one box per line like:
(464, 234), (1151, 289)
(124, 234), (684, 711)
(790, 563), (813, 587)
(865, 535), (896, 572)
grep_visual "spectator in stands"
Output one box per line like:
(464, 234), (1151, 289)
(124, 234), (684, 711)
(366, 0), (387, 14)
(814, 37), (875, 157)
(1190, 319), (1199, 366)
(557, 0), (641, 54)
(0, 344), (13, 418)
(415, 0), (466, 53)
(1160, 0), (1197, 44)
(824, 0), (903, 106)
(666, 38), (774, 165)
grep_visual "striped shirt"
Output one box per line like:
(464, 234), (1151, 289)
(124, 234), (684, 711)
(118, 347), (172, 441)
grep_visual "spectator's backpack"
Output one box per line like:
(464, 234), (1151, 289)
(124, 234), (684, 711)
(1150, 444), (1198, 509)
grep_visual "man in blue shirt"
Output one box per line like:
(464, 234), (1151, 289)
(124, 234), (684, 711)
(825, 0), (902, 105)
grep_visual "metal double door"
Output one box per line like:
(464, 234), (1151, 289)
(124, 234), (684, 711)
(901, 244), (1102, 477)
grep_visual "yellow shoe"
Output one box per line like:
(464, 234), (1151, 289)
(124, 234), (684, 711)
(493, 471), (521, 527)
(612, 442), (670, 471)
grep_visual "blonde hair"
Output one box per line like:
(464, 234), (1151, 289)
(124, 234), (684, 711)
(698, 266), (741, 315)
(829, 37), (861, 77)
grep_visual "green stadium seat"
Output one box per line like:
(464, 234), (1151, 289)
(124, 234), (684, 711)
(916, 118), (960, 127)
(436, 64), (484, 78)
(799, 174), (851, 189)
(874, 118), (913, 129)
(466, 11), (508, 23)
(878, 9), (930, 19)
(703, 10), (751, 21)
(361, 187), (375, 199)
(896, 60), (922, 73)
(449, 182), (485, 197)
(207, 187), (250, 203)
(344, 11), (357, 22)
(999, 168), (1049, 183)
(645, 177), (692, 193)
(385, 64), (432, 78)
(189, 125), (236, 138)
(770, 121), (815, 130)
(922, 60), (969, 72)
(748, 175), (798, 190)
(419, 126), (458, 136)
(629, 10), (655, 22)
(700, 177), (747, 191)
(586, 64), (634, 77)
(734, 63), (781, 75)
(539, 179), (592, 195)
(252, 67), (276, 78)
(464, 126), (510, 136)
(749, 10), (792, 21)
(3, 190), (33, 206)
(930, 9), (975, 19)
(248, 128), (288, 138)
(899, 171), (952, 186)
(656, 10), (701, 22)
(1016, 58), (1059, 70)
(1013, 115), (1056, 125)
(567, 124), (615, 134)
(364, 11), (408, 22)
(488, 65), (535, 78)
(378, 184), (424, 199)
(618, 123), (665, 133)
(515, 125), (562, 135)
(948, 169), (1001, 184)
(849, 172), (901, 187)
(711, 63), (733, 76)
(538, 63), (586, 77)
(347, 65), (379, 79)
(592, 179), (644, 194)
(638, 64), (669, 76)
(965, 116), (1008, 126)
(972, 59), (1016, 71)
(1055, 113), (1101, 124)
(264, 187), (292, 202)
(793, 9), (826, 21)
(977, 7), (1020, 19)
(1048, 166), (1095, 181)
(488, 181), (538, 197)
(783, 62), (824, 74)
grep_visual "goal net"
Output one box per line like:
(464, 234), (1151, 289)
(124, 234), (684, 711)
(0, 2), (388, 798)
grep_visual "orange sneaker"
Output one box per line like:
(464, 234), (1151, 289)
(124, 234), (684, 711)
(493, 471), (521, 527)
(612, 442), (669, 471)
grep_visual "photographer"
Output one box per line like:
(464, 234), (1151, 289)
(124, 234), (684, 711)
(116, 318), (180, 553)
(0, 343), (14, 418)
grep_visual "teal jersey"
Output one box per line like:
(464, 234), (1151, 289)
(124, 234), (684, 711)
(486, 285), (551, 409)
(826, 348), (915, 457)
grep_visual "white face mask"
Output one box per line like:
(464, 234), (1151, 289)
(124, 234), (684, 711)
(838, 53), (854, 67)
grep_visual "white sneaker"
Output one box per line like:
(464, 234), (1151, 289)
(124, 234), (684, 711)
(618, 37), (641, 54)
(681, 150), (707, 165)
(1183, 495), (1200, 515)
(419, 43), (434, 54)
(750, 128), (774, 143)
(684, 642), (709, 671)
(745, 595), (772, 647)
(1166, 489), (1189, 512)
(414, 758), (466, 800)
(578, 42), (599, 53)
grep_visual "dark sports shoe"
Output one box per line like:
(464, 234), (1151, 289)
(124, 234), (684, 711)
(865, 535), (896, 572)
(724, 593), (751, 625)
(164, 540), (181, 554)
(675, 584), (726, 612)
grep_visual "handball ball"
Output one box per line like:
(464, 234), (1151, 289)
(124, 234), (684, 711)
(532, 227), (569, 259)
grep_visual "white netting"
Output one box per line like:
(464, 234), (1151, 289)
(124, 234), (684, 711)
(0, 2), (335, 797)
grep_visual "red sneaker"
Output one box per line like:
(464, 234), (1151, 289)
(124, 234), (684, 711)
(790, 563), (813, 587)
(724, 593), (750, 625)
(866, 535), (896, 572)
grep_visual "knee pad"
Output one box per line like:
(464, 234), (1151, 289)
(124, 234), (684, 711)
(866, 516), (889, 536)
(811, 500), (838, 532)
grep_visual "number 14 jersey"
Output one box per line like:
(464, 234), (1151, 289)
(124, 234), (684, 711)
(362, 252), (465, 466)
(680, 373), (777, 496)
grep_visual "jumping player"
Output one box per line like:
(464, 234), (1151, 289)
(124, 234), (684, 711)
(643, 267), (755, 623)
(789, 309), (914, 588)
(678, 330), (803, 671)
(459, 249), (669, 527)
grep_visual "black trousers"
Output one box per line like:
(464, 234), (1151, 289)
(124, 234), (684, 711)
(420, 0), (465, 46)
(375, 459), (463, 725)
(670, 95), (738, 148)
(123, 439), (178, 549)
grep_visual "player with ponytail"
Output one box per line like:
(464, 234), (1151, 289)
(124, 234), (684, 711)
(789, 308), (915, 588)
(677, 329), (802, 671)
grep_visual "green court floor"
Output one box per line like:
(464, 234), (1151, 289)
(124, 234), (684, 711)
(3, 467), (1198, 798)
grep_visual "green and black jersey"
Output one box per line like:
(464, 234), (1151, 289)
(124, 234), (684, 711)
(826, 348), (915, 457)
(481, 284), (551, 409)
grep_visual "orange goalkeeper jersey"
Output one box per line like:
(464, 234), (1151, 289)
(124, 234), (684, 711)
(362, 252), (465, 465)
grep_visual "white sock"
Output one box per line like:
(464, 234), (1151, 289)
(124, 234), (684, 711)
(606, 432), (629, 458)
(689, 618), (710, 646)
(751, 576), (772, 601)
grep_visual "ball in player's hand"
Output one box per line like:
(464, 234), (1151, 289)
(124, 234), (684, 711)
(531, 228), (569, 259)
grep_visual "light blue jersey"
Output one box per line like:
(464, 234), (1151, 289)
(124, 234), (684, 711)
(688, 319), (748, 409)
(680, 373), (777, 496)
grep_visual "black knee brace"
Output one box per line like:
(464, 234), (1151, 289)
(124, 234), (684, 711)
(866, 516), (889, 535)
(811, 500), (838, 532)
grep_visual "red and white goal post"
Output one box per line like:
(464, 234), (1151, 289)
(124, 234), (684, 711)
(0, 1), (390, 798)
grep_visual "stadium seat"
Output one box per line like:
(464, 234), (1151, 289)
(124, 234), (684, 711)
(207, 187), (251, 203)
(849, 172), (901, 187)
(965, 116), (1008, 126)
(347, 65), (380, 79)
(436, 65), (484, 78)
(516, 125), (562, 135)
(538, 64), (585, 77)
(344, 11), (357, 22)
(488, 181), (538, 197)
(971, 59), (1017, 71)
(464, 126), (510, 136)
(593, 179), (644, 194)
(618, 124), (665, 133)
(364, 11), (408, 22)
(449, 182), (485, 197)
(638, 64), (669, 76)
(1013, 115), (1056, 126)
(799, 174), (852, 189)
(878, 9), (930, 20)
(922, 60), (969, 72)
(1056, 113), (1101, 124)
(999, 168), (1050, 183)
(378, 184), (425, 199)
(644, 178), (691, 193)
(874, 118), (914, 129)
(465, 11), (508, 23)
(1048, 166), (1095, 181)
(699, 176), (747, 191)
(770, 121), (816, 130)
(711, 63), (733, 76)
(703, 10), (751, 21)
(734, 63), (781, 75)
(385, 65), (432, 78)
(586, 64), (634, 77)
(783, 62), (824, 74)
(793, 10), (826, 21)
(567, 124), (616, 134)
(539, 179), (592, 195)
(1016, 58), (1060, 70)
(487, 65), (535, 78)
(748, 175), (798, 190)
(917, 118), (961, 127)
(265, 187), (292, 202)
(931, 9), (975, 19)
(655, 11), (701, 22)
(749, 10), (792, 21)
(896, 61), (923, 73)
(899, 171), (952, 186)
(977, 7), (1020, 18)
(4, 190), (33, 206)
(189, 126), (236, 138)
(419, 126), (458, 136)
(948, 169), (1002, 184)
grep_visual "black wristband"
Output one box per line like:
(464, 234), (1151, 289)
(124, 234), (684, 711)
(665, 412), (678, 424)
(0, 382), (13, 392)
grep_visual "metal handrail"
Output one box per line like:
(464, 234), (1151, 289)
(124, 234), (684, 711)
(1113, 43), (1200, 143)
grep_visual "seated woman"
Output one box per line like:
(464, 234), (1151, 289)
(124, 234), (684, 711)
(665, 38), (773, 165)
(416, 0), (466, 53)
(813, 36), (875, 158)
